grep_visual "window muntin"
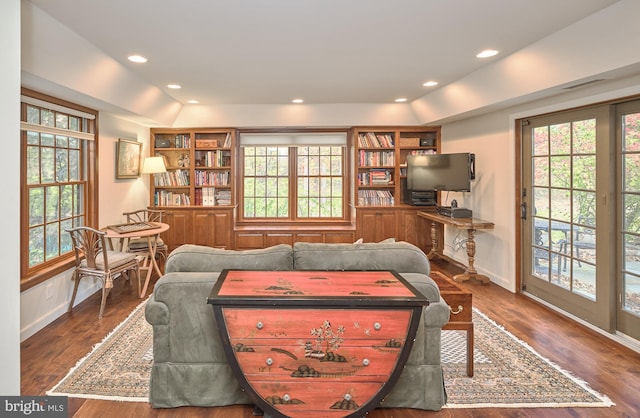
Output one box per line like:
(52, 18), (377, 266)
(297, 146), (343, 218)
(21, 93), (96, 287)
(240, 132), (347, 221)
(243, 146), (290, 218)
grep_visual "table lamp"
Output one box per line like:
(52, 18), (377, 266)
(141, 156), (167, 175)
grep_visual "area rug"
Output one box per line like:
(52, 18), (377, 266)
(47, 299), (614, 408)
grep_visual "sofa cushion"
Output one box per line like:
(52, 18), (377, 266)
(165, 244), (294, 273)
(293, 241), (430, 276)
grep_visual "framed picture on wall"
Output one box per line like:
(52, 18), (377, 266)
(116, 138), (142, 179)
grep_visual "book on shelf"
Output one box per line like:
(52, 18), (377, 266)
(357, 132), (394, 148)
(215, 189), (232, 206)
(154, 190), (191, 206)
(154, 169), (190, 186)
(201, 187), (216, 206)
(195, 170), (230, 186)
(357, 189), (394, 206)
(358, 169), (392, 186)
(359, 150), (395, 166)
(174, 134), (190, 148)
(194, 150), (231, 167)
(222, 132), (232, 148)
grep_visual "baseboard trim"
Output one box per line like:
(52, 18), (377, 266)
(523, 291), (640, 354)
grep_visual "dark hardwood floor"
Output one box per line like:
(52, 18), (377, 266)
(21, 259), (640, 417)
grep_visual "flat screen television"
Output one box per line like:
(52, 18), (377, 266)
(406, 152), (475, 192)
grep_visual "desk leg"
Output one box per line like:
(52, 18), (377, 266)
(453, 228), (491, 284)
(427, 221), (443, 260)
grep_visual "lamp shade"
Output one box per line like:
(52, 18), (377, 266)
(141, 156), (167, 174)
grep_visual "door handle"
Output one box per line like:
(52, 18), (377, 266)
(520, 202), (527, 220)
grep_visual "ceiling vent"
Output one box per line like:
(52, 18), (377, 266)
(563, 79), (605, 90)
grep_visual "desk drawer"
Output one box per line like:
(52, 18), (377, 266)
(441, 292), (472, 322)
(430, 273), (472, 323)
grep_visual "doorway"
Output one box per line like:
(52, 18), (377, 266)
(521, 100), (640, 340)
(521, 105), (613, 331)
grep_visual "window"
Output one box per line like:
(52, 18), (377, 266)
(240, 132), (348, 222)
(20, 89), (98, 290)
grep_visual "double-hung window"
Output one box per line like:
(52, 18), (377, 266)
(240, 131), (348, 222)
(20, 90), (98, 290)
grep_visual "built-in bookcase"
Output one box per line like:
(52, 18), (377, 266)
(150, 128), (235, 207)
(353, 127), (440, 206)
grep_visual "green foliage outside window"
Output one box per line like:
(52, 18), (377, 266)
(243, 145), (344, 219)
(24, 104), (88, 269)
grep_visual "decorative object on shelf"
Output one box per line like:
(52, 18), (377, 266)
(116, 138), (142, 179)
(154, 138), (171, 148)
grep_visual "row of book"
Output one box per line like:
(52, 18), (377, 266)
(357, 190), (394, 206)
(154, 169), (190, 186)
(221, 133), (232, 148)
(357, 132), (394, 148)
(195, 188), (232, 206)
(194, 150), (231, 167)
(173, 134), (191, 149)
(196, 187), (215, 206)
(153, 191), (191, 206)
(194, 170), (230, 186)
(358, 169), (393, 186)
(358, 150), (395, 167)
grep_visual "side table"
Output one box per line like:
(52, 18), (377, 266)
(431, 272), (474, 377)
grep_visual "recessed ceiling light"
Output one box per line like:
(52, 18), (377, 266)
(292, 99), (304, 104)
(423, 81), (439, 87)
(395, 98), (407, 103)
(127, 55), (147, 63)
(187, 100), (199, 104)
(167, 84), (182, 89)
(476, 49), (499, 58)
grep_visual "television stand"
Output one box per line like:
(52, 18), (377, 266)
(417, 212), (494, 284)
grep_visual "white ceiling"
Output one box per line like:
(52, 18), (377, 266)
(26, 0), (620, 107)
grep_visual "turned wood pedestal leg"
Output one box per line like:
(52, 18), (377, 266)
(453, 228), (490, 284)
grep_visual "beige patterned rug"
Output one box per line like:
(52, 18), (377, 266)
(47, 300), (613, 408)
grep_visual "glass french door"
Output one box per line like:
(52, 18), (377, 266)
(521, 106), (613, 330)
(616, 101), (640, 340)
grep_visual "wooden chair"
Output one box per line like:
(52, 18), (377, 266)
(67, 226), (141, 319)
(122, 209), (168, 262)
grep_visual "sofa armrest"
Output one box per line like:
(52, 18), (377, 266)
(145, 294), (169, 326)
(144, 272), (224, 364)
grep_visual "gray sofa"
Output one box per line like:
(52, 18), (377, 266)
(145, 241), (449, 411)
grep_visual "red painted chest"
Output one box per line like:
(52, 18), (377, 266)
(208, 270), (429, 418)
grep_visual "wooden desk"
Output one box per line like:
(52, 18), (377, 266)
(418, 212), (494, 284)
(208, 270), (429, 418)
(105, 222), (169, 297)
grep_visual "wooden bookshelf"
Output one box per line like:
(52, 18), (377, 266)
(150, 128), (235, 207)
(353, 127), (441, 207)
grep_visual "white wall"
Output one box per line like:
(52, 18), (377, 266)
(440, 73), (640, 292)
(173, 102), (419, 128)
(20, 113), (151, 341)
(1, 0), (22, 396)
